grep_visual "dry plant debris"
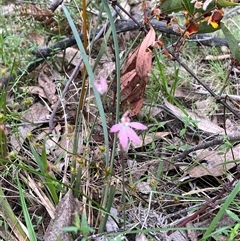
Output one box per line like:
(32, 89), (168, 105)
(43, 190), (77, 241)
(120, 25), (155, 116)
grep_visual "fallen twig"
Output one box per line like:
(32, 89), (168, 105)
(174, 134), (240, 162)
(193, 90), (240, 101)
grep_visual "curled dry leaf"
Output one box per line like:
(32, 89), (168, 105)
(95, 61), (115, 81)
(121, 25), (155, 116)
(136, 24), (155, 82)
(120, 69), (138, 97)
(127, 97), (145, 117)
(164, 100), (225, 135)
(20, 4), (54, 24)
(122, 46), (139, 74)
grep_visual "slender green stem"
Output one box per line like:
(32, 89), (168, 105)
(97, 0), (121, 232)
(0, 185), (29, 241)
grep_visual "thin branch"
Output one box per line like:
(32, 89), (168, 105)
(174, 134), (240, 162)
(193, 90), (240, 102)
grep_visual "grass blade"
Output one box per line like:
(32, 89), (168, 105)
(0, 184), (29, 241)
(17, 174), (37, 241)
(200, 180), (240, 240)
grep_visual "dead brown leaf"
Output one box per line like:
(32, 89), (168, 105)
(10, 103), (49, 152)
(126, 81), (146, 103)
(121, 69), (138, 92)
(38, 69), (58, 105)
(59, 47), (82, 66)
(94, 60), (115, 81)
(164, 100), (225, 135)
(127, 97), (145, 116)
(136, 24), (155, 82)
(43, 190), (77, 241)
(27, 33), (46, 47)
(122, 46), (139, 74)
(21, 4), (54, 25)
(186, 145), (240, 177)
(120, 25), (155, 116)
(21, 86), (47, 99)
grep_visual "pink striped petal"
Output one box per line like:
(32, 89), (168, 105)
(110, 123), (123, 133)
(94, 76), (108, 95)
(129, 122), (147, 130)
(125, 127), (141, 144)
(118, 127), (129, 148)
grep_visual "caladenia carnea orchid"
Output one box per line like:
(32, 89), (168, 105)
(93, 77), (147, 148)
(94, 76), (108, 95)
(110, 110), (147, 149)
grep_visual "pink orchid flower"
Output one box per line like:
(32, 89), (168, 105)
(94, 76), (108, 95)
(110, 110), (147, 149)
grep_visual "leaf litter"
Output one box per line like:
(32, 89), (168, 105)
(10, 102), (49, 152)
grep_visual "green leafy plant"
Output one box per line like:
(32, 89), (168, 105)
(17, 174), (37, 241)
(62, 212), (94, 240)
(200, 180), (240, 240)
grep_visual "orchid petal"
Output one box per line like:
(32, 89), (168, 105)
(129, 122), (147, 130)
(194, 1), (203, 9)
(122, 110), (130, 118)
(125, 127), (141, 144)
(118, 127), (129, 148)
(100, 76), (108, 92)
(110, 123), (123, 133)
(94, 76), (108, 95)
